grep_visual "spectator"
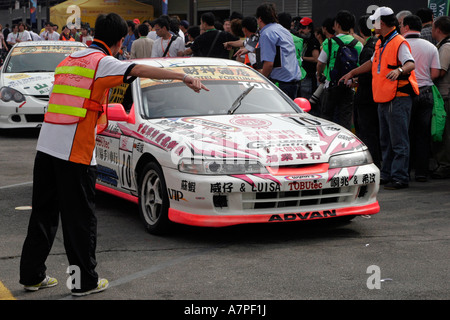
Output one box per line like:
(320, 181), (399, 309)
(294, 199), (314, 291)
(16, 22), (32, 43)
(225, 16), (260, 69)
(317, 10), (362, 130)
(181, 12), (239, 59)
(59, 25), (75, 41)
(255, 3), (301, 99)
(79, 24), (91, 45)
(401, 14), (441, 181)
(416, 7), (437, 45)
(340, 7), (419, 190)
(223, 19), (232, 33)
(26, 24), (41, 41)
(353, 15), (381, 169)
(278, 12), (306, 96)
(180, 20), (189, 43)
(6, 24), (19, 47)
(321, 17), (335, 39)
(151, 16), (185, 57)
(122, 20), (136, 54)
(431, 15), (450, 179)
(298, 17), (321, 110)
(0, 24), (9, 56)
(130, 24), (154, 58)
(185, 25), (200, 50)
(40, 22), (59, 41)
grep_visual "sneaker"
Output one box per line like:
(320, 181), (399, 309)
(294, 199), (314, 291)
(380, 178), (390, 185)
(384, 181), (408, 190)
(24, 276), (58, 291)
(71, 278), (109, 297)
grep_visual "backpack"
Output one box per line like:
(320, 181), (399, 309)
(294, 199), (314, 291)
(328, 36), (359, 87)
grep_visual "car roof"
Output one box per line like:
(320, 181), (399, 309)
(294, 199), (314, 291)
(14, 41), (87, 47)
(129, 57), (247, 68)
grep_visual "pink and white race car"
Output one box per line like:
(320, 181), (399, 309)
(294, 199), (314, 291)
(96, 57), (379, 234)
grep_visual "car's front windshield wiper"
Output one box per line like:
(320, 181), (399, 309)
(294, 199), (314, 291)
(227, 85), (255, 115)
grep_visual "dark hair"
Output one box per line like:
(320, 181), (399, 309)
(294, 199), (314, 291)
(278, 12), (292, 30)
(256, 2), (278, 25)
(415, 8), (433, 23)
(403, 15), (423, 32)
(242, 16), (258, 33)
(154, 16), (170, 30)
(201, 12), (215, 26)
(434, 15), (450, 35)
(187, 25), (200, 39)
(322, 18), (335, 35)
(229, 11), (244, 21)
(94, 13), (128, 47)
(230, 19), (244, 37)
(335, 10), (355, 31)
(358, 15), (372, 37)
(137, 23), (149, 36)
(380, 14), (398, 28)
(126, 20), (135, 31)
(170, 17), (180, 34)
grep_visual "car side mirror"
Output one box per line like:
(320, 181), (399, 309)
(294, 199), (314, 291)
(107, 103), (135, 124)
(293, 97), (311, 113)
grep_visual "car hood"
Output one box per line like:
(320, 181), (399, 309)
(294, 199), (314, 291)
(1, 72), (54, 96)
(144, 113), (365, 166)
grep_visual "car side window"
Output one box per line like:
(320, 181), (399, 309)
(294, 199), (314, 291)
(109, 83), (133, 112)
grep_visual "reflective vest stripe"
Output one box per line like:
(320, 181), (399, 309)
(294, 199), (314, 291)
(52, 84), (91, 99)
(55, 66), (95, 79)
(47, 104), (88, 117)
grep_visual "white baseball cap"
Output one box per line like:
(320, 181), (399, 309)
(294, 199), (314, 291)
(369, 6), (394, 21)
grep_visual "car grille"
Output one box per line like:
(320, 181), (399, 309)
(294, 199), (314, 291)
(240, 186), (361, 210)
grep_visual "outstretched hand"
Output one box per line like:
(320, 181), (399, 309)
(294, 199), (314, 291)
(183, 75), (209, 93)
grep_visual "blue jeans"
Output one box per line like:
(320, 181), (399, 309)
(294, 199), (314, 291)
(378, 96), (412, 183)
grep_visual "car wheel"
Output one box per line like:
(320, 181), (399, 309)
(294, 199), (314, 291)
(138, 162), (171, 235)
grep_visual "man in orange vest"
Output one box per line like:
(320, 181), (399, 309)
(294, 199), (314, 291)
(19, 13), (208, 296)
(340, 7), (419, 190)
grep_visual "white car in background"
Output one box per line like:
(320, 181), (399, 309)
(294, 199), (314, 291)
(96, 57), (380, 235)
(0, 41), (86, 129)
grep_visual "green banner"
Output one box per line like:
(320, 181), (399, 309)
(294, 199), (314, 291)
(429, 0), (450, 16)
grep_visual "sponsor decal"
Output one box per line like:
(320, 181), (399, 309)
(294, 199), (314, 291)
(268, 210), (337, 222)
(167, 189), (186, 201)
(288, 181), (322, 190)
(285, 174), (322, 181)
(229, 116), (272, 129)
(182, 117), (241, 132)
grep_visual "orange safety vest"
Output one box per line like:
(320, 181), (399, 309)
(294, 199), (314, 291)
(45, 51), (109, 132)
(372, 32), (419, 103)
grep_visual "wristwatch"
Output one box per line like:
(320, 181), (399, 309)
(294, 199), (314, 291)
(397, 67), (404, 74)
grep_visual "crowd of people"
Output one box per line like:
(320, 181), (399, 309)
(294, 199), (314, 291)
(1, 3), (449, 187)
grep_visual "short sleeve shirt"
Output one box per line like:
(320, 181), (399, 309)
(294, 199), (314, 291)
(436, 41), (450, 98)
(259, 23), (301, 82)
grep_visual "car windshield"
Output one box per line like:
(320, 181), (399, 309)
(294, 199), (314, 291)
(139, 65), (301, 119)
(4, 45), (84, 73)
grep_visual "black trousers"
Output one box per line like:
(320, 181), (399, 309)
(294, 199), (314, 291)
(20, 151), (99, 291)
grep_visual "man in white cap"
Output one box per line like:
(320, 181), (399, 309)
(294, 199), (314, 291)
(340, 6), (419, 190)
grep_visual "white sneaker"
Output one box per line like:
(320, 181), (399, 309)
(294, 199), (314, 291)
(24, 276), (58, 291)
(71, 278), (109, 296)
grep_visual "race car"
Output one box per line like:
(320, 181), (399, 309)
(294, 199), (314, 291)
(0, 41), (86, 129)
(96, 57), (380, 234)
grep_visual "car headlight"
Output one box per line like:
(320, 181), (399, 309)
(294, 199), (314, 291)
(0, 87), (25, 103)
(329, 150), (373, 168)
(178, 158), (268, 175)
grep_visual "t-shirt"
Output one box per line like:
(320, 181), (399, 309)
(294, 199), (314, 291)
(302, 33), (321, 76)
(436, 40), (450, 98)
(151, 35), (185, 57)
(37, 47), (135, 166)
(259, 22), (301, 82)
(405, 33), (441, 88)
(190, 29), (238, 58)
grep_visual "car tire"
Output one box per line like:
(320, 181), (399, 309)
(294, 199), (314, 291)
(138, 162), (172, 235)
